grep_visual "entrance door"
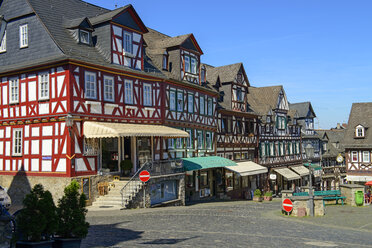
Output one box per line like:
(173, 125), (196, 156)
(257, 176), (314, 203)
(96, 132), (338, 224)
(101, 138), (119, 172)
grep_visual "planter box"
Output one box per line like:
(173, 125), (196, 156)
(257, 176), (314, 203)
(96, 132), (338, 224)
(16, 240), (54, 248)
(253, 196), (263, 202)
(52, 238), (82, 248)
(263, 196), (272, 201)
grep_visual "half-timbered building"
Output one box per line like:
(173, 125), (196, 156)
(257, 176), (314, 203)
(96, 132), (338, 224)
(202, 63), (267, 199)
(344, 102), (372, 184)
(247, 86), (304, 193)
(0, 0), (209, 207)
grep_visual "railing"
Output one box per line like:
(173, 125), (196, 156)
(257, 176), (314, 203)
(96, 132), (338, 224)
(120, 159), (184, 207)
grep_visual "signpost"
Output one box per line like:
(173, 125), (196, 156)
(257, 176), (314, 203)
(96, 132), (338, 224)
(282, 198), (293, 215)
(139, 170), (150, 208)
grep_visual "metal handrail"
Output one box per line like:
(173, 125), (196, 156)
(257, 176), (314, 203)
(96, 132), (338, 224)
(120, 162), (152, 207)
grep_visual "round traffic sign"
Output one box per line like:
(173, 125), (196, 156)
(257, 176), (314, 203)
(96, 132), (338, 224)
(282, 198), (293, 213)
(139, 170), (150, 182)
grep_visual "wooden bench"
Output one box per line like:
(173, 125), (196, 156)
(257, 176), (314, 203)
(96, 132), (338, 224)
(293, 190), (346, 207)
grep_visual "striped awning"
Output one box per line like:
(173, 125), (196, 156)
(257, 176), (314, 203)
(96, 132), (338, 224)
(274, 167), (301, 181)
(225, 161), (268, 176)
(83, 121), (189, 138)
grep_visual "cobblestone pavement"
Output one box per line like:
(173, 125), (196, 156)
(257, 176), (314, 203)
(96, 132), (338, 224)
(83, 200), (372, 248)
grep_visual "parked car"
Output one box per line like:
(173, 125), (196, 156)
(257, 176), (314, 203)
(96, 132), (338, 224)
(0, 186), (11, 209)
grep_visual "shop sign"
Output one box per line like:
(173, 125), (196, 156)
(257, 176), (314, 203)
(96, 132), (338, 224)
(269, 173), (277, 180)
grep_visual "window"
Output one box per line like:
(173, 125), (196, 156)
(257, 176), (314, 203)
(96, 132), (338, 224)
(236, 87), (242, 102)
(79, 30), (90, 45)
(124, 80), (133, 104)
(176, 138), (183, 149)
(200, 171), (208, 187)
(38, 73), (49, 100)
(12, 129), (22, 156)
(123, 31), (132, 54)
(143, 83), (152, 106)
(84, 138), (99, 156)
(207, 98), (213, 116)
(177, 91), (183, 112)
(236, 120), (242, 134)
(162, 53), (168, 70)
(0, 31), (6, 53)
(270, 142), (274, 156)
(169, 90), (176, 110)
(104, 76), (114, 102)
(355, 125), (365, 138)
(206, 132), (212, 149)
(363, 151), (370, 163)
(277, 116), (286, 129)
(197, 130), (203, 149)
(168, 139), (174, 149)
(260, 143), (266, 157)
(184, 56), (190, 72)
(20, 24), (28, 48)
(266, 116), (271, 123)
(199, 96), (205, 115)
(191, 57), (197, 74)
(9, 78), (19, 104)
(221, 118), (227, 133)
(227, 119), (232, 133)
(351, 151), (358, 162)
(296, 142), (300, 155)
(85, 72), (96, 99)
(188, 93), (193, 113)
(186, 129), (193, 149)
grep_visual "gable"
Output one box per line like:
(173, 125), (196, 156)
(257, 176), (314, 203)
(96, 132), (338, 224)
(277, 89), (289, 111)
(79, 18), (93, 31)
(112, 9), (146, 33)
(181, 37), (200, 53)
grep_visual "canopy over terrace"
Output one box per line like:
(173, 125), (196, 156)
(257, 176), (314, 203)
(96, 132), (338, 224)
(83, 121), (189, 172)
(182, 156), (237, 171)
(83, 121), (190, 138)
(273, 167), (301, 181)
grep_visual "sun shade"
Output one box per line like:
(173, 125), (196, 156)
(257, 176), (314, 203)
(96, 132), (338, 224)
(274, 167), (301, 180)
(182, 156), (236, 171)
(225, 161), (268, 176)
(290, 165), (309, 177)
(83, 121), (189, 138)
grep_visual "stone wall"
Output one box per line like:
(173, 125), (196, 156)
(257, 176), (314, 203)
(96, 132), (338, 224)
(340, 184), (365, 206)
(282, 195), (325, 217)
(0, 173), (114, 208)
(128, 174), (185, 209)
(0, 215), (12, 247)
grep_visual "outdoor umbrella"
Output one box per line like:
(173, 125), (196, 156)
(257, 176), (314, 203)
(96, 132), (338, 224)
(365, 181), (372, 186)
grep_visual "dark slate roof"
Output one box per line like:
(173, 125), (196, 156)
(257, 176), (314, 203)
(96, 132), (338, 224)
(205, 63), (244, 84)
(89, 5), (129, 25)
(289, 102), (316, 118)
(247, 86), (283, 116)
(317, 129), (345, 158)
(344, 102), (372, 148)
(0, 0), (34, 21)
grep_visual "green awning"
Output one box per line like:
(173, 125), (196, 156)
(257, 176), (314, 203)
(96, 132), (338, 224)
(182, 156), (237, 171)
(303, 163), (322, 171)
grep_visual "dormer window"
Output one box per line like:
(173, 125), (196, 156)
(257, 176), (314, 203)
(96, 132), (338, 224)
(19, 24), (28, 48)
(237, 73), (243, 83)
(79, 29), (90, 45)
(236, 87), (243, 102)
(162, 52), (168, 70)
(355, 125), (365, 138)
(201, 66), (206, 83)
(191, 57), (197, 74)
(266, 116), (271, 123)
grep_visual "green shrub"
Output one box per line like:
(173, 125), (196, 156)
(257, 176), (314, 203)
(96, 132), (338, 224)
(253, 189), (262, 197)
(56, 181), (89, 238)
(264, 191), (273, 197)
(16, 184), (58, 242)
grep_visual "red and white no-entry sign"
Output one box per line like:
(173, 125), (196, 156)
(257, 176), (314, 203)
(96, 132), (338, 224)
(282, 198), (293, 213)
(139, 170), (150, 182)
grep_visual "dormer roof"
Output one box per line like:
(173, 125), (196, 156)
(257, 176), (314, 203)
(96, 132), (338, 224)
(289, 102), (316, 118)
(63, 17), (94, 31)
(204, 63), (249, 86)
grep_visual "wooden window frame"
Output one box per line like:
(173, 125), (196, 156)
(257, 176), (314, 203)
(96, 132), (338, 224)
(124, 79), (133, 104)
(103, 76), (115, 102)
(188, 93), (194, 113)
(84, 71), (97, 99)
(169, 90), (176, 111)
(12, 128), (23, 156)
(19, 24), (28, 48)
(38, 72), (49, 101)
(143, 83), (152, 106)
(9, 78), (19, 104)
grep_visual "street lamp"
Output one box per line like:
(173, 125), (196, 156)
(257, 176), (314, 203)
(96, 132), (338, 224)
(305, 144), (314, 217)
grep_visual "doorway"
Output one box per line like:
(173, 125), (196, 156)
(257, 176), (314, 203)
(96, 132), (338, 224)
(101, 138), (119, 172)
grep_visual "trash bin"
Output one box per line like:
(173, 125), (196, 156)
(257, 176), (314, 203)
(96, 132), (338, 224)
(355, 190), (364, 206)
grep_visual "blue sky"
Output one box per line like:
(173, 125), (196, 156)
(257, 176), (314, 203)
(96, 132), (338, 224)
(86, 0), (372, 129)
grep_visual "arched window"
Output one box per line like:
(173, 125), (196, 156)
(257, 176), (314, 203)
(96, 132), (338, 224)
(355, 125), (365, 138)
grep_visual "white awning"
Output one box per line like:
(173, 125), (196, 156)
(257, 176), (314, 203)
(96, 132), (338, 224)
(274, 167), (301, 180)
(290, 165), (309, 177)
(346, 175), (372, 182)
(83, 121), (189, 138)
(225, 161), (268, 176)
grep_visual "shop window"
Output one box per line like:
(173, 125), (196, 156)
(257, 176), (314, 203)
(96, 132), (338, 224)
(200, 171), (208, 187)
(83, 138), (99, 156)
(150, 180), (178, 205)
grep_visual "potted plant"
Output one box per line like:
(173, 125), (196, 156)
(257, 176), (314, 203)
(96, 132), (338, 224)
(120, 159), (133, 177)
(15, 184), (58, 248)
(264, 191), (273, 201)
(53, 181), (89, 248)
(253, 189), (263, 202)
